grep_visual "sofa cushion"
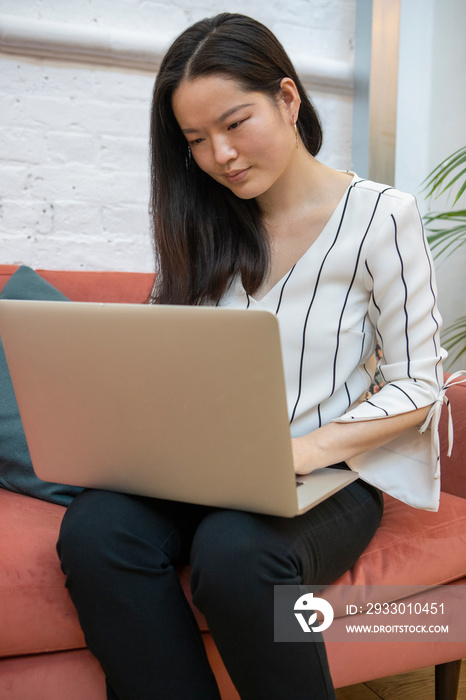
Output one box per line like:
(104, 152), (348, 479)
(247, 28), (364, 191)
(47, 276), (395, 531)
(2, 485), (466, 656)
(0, 266), (83, 506)
(334, 491), (466, 587)
(0, 489), (85, 656)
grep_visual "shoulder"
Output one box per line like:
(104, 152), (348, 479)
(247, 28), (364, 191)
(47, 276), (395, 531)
(350, 177), (417, 210)
(345, 177), (422, 238)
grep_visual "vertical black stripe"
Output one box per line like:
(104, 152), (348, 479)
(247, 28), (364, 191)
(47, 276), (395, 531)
(345, 382), (352, 409)
(362, 363), (373, 384)
(289, 183), (356, 424)
(414, 199), (442, 388)
(357, 316), (370, 363)
(365, 260), (385, 350)
(378, 364), (387, 383)
(275, 264), (297, 314)
(330, 193), (383, 395)
(392, 214), (412, 379)
(317, 404), (322, 428)
(364, 260), (380, 317)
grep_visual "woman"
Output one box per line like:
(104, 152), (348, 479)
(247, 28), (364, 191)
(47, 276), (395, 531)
(58, 13), (445, 700)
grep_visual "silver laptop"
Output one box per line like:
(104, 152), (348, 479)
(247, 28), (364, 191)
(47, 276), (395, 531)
(0, 300), (358, 517)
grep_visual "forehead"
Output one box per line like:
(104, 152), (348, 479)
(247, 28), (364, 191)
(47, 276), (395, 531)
(171, 75), (262, 129)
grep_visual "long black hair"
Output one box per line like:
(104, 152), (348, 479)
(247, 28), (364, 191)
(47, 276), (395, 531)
(149, 13), (323, 305)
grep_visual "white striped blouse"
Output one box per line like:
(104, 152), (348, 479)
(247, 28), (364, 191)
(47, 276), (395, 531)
(220, 174), (448, 511)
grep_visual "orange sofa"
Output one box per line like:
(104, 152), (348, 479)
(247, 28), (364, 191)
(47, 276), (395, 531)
(1, 265), (465, 700)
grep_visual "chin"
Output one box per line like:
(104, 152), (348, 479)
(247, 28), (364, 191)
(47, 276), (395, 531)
(230, 190), (258, 201)
(225, 181), (269, 201)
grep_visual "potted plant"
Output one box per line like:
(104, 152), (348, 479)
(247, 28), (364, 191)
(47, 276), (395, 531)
(423, 146), (466, 366)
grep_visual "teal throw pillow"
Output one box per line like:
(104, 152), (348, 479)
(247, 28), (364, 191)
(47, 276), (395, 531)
(0, 266), (83, 506)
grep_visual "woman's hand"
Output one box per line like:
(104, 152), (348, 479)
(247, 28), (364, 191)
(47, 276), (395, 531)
(291, 405), (431, 476)
(291, 436), (327, 475)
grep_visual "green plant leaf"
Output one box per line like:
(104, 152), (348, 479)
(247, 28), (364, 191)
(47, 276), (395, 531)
(435, 167), (466, 203)
(426, 232), (466, 258)
(425, 211), (466, 257)
(455, 179), (466, 203)
(422, 147), (466, 365)
(424, 209), (466, 221)
(442, 317), (466, 365)
(423, 146), (466, 202)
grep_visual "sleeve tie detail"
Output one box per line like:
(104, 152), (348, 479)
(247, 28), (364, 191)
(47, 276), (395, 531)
(418, 370), (466, 478)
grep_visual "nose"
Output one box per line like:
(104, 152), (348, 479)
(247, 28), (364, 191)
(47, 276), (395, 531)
(212, 135), (237, 165)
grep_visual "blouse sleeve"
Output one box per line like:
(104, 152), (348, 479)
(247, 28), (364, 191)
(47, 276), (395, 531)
(332, 193), (449, 511)
(338, 193), (445, 421)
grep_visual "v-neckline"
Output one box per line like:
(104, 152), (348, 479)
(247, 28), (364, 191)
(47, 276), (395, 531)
(247, 172), (358, 304)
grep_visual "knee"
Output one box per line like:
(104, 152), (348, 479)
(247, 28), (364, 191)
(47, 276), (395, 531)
(190, 510), (298, 612)
(57, 490), (120, 576)
(191, 510), (262, 573)
(58, 489), (161, 582)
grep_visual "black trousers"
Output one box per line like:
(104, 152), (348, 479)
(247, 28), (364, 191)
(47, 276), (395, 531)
(57, 474), (383, 700)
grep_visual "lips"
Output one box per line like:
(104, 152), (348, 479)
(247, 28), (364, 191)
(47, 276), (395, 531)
(224, 167), (250, 184)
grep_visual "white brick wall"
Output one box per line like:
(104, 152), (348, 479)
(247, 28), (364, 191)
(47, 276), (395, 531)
(0, 0), (355, 272)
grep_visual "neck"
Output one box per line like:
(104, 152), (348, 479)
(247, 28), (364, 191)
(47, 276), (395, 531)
(257, 151), (352, 233)
(257, 149), (346, 227)
(258, 148), (318, 218)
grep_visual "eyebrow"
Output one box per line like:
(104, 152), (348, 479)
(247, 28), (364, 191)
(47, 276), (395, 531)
(180, 103), (254, 134)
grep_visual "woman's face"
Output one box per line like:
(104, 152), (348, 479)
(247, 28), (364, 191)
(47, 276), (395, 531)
(172, 74), (298, 202)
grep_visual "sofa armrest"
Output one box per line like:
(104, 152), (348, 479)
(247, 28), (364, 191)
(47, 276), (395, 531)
(439, 376), (466, 498)
(0, 266), (155, 303)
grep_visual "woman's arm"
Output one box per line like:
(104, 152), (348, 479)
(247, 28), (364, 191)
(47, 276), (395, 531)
(292, 405), (431, 475)
(291, 194), (443, 477)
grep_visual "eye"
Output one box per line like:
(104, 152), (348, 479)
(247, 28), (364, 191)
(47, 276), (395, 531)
(189, 137), (204, 146)
(228, 119), (245, 131)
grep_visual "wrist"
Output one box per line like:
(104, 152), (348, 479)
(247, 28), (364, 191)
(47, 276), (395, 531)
(292, 433), (329, 474)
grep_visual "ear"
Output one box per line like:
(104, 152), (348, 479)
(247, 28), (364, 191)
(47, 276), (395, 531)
(279, 77), (301, 125)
